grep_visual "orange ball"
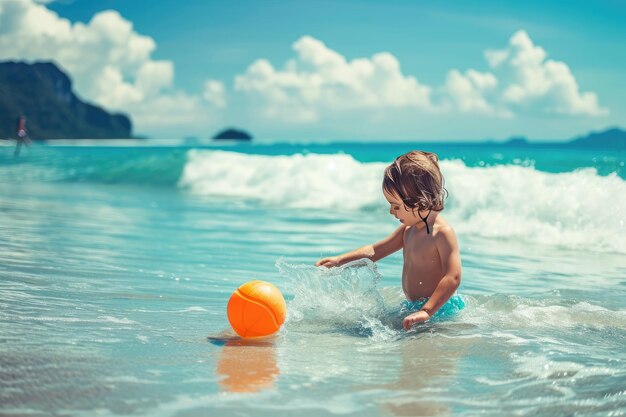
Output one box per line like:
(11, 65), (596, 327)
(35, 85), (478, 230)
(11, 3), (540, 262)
(227, 280), (286, 338)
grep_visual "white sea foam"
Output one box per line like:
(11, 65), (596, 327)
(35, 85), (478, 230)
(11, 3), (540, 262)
(443, 161), (626, 254)
(96, 316), (137, 325)
(461, 294), (626, 330)
(180, 150), (626, 253)
(24, 315), (137, 325)
(512, 353), (616, 380)
(179, 150), (385, 210)
(178, 306), (208, 312)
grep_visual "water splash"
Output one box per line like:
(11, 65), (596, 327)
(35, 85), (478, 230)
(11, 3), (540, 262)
(276, 258), (398, 339)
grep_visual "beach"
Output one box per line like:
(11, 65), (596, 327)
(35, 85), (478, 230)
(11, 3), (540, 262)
(1, 141), (625, 416)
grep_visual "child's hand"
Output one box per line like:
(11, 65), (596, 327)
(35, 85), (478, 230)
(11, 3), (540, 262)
(315, 256), (341, 268)
(403, 310), (431, 330)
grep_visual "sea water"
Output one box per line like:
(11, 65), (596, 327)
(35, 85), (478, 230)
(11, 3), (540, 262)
(1, 141), (625, 416)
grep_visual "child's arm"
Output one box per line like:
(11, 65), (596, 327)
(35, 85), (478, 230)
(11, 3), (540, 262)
(316, 225), (406, 268)
(402, 226), (462, 330)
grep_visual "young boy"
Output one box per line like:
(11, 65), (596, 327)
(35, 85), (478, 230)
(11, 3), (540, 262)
(316, 151), (463, 330)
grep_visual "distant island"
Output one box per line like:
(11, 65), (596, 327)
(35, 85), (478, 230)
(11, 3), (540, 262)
(568, 127), (626, 148)
(212, 128), (253, 141)
(0, 61), (132, 139)
(497, 128), (626, 148)
(503, 136), (529, 146)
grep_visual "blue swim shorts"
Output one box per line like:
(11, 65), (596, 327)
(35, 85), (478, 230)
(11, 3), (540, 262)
(400, 294), (466, 321)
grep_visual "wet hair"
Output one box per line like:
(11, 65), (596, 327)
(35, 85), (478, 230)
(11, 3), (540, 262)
(383, 151), (447, 212)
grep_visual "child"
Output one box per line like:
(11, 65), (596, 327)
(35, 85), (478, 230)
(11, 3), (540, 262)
(316, 151), (463, 330)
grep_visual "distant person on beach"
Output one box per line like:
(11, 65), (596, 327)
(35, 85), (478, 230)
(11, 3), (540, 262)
(14, 115), (31, 157)
(316, 151), (463, 330)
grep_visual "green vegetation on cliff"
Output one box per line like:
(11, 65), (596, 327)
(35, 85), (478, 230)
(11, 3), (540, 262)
(0, 61), (132, 139)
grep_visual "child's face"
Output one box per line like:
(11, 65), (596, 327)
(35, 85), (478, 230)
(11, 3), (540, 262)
(383, 190), (421, 226)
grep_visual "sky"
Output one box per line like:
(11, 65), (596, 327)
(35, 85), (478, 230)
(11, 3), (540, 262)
(1, 0), (625, 141)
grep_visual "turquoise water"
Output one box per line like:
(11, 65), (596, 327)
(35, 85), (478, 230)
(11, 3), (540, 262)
(1, 141), (625, 416)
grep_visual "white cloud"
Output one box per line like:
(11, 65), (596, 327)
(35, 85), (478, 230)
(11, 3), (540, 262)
(443, 69), (511, 117)
(235, 32), (607, 123)
(484, 49), (509, 68)
(485, 30), (607, 116)
(203, 80), (226, 108)
(0, 0), (225, 135)
(235, 36), (435, 122)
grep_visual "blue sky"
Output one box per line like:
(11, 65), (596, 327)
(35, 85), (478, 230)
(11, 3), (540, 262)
(3, 0), (625, 141)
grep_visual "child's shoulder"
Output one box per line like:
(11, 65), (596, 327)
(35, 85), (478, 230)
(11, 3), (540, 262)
(433, 215), (456, 237)
(432, 215), (459, 252)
